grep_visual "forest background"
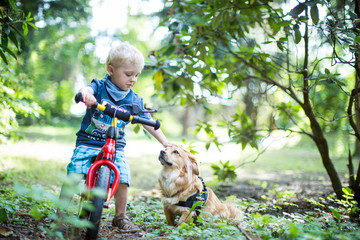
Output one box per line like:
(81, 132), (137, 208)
(1, 0), (360, 239)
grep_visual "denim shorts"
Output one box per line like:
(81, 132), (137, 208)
(67, 145), (131, 186)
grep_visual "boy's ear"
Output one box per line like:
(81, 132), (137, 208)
(107, 65), (113, 75)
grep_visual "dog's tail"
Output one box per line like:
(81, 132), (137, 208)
(224, 199), (242, 219)
(223, 200), (261, 240)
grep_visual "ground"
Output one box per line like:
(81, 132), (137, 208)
(0, 171), (350, 240)
(0, 129), (359, 239)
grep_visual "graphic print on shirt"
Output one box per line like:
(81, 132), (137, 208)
(85, 101), (125, 140)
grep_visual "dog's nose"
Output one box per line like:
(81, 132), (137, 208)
(160, 150), (166, 155)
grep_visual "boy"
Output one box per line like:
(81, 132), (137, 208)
(66, 42), (173, 232)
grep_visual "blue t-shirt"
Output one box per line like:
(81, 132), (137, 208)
(75, 75), (151, 150)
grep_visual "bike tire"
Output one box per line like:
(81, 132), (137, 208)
(85, 166), (110, 240)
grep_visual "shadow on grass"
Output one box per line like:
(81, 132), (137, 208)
(14, 125), (78, 144)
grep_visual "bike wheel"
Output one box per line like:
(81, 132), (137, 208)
(85, 166), (110, 240)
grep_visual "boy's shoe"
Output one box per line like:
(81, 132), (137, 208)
(112, 214), (140, 233)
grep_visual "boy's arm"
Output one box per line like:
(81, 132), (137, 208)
(143, 124), (174, 148)
(78, 86), (96, 108)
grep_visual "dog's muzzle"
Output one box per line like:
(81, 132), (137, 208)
(158, 150), (173, 166)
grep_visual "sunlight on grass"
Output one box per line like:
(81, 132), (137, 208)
(1, 125), (351, 191)
(0, 156), (66, 187)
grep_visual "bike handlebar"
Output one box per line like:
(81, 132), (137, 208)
(74, 92), (160, 130)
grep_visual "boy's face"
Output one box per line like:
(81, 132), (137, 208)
(107, 61), (141, 91)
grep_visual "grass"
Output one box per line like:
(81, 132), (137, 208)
(1, 125), (360, 239)
(0, 125), (355, 189)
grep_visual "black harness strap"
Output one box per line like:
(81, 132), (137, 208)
(175, 176), (209, 216)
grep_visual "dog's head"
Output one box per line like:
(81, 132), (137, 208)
(158, 145), (199, 176)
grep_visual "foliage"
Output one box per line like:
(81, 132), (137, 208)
(0, 0), (42, 142)
(150, 0), (360, 200)
(1, 130), (359, 239)
(1, 182), (359, 239)
(211, 160), (237, 182)
(0, 0), (36, 64)
(0, 176), (93, 239)
(0, 66), (43, 142)
(125, 192), (360, 239)
(14, 0), (96, 121)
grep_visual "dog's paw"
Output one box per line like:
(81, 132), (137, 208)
(162, 197), (178, 205)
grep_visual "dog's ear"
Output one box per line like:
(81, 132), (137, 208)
(188, 154), (199, 175)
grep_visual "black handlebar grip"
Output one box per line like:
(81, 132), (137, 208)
(103, 104), (131, 121)
(131, 116), (161, 130)
(75, 92), (83, 103)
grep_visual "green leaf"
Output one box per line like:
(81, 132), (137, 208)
(268, 17), (280, 35)
(22, 23), (28, 36)
(8, 31), (19, 49)
(163, 45), (176, 56)
(0, 50), (9, 65)
(310, 5), (319, 25)
(27, 22), (37, 30)
(180, 96), (186, 106)
(179, 222), (187, 232)
(30, 207), (43, 220)
(154, 70), (163, 90)
(205, 142), (210, 150)
(4, 25), (10, 35)
(0, 208), (8, 222)
(1, 33), (8, 47)
(8, 0), (16, 9)
(330, 208), (341, 221)
(342, 187), (352, 196)
(293, 24), (301, 44)
(355, 36), (360, 43)
(288, 3), (306, 18)
(133, 124), (140, 134)
(349, 11), (357, 21)
(212, 13), (222, 29)
(0, 44), (17, 59)
(10, 25), (27, 42)
(332, 78), (346, 86)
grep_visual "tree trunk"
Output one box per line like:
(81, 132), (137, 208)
(304, 105), (344, 199)
(182, 106), (191, 137)
(302, 7), (343, 199)
(244, 80), (258, 127)
(350, 0), (360, 203)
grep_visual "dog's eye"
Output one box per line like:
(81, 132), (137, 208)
(172, 150), (179, 155)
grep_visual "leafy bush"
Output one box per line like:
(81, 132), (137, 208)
(1, 177), (359, 239)
(211, 160), (237, 182)
(0, 176), (91, 239)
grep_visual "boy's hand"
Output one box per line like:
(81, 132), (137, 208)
(82, 92), (97, 109)
(162, 141), (175, 148)
(79, 87), (96, 109)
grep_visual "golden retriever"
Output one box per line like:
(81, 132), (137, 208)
(158, 145), (242, 227)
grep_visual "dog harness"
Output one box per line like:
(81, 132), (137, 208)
(175, 176), (209, 216)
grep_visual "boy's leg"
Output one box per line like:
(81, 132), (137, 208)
(114, 183), (128, 216)
(112, 183), (140, 232)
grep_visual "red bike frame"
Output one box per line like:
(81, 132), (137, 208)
(74, 92), (160, 240)
(86, 137), (120, 204)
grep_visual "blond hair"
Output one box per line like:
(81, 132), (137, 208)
(106, 42), (144, 71)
